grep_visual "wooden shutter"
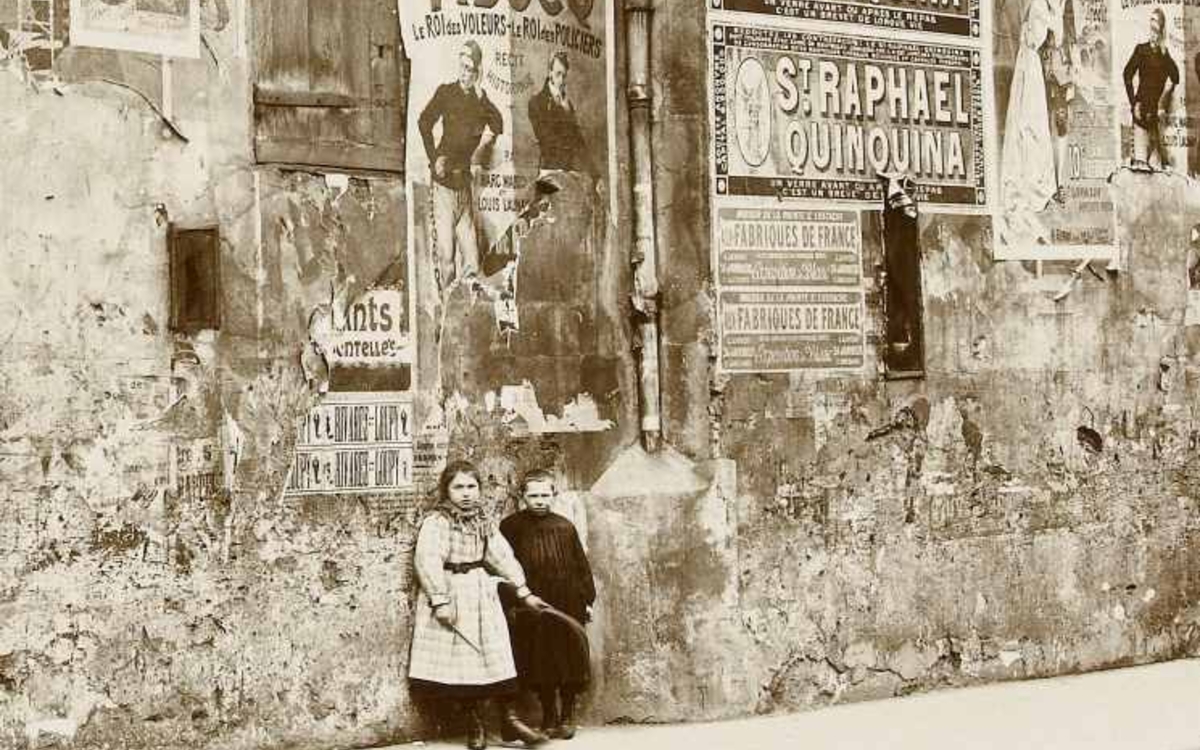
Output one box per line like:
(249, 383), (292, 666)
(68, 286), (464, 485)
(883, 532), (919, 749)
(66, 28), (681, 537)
(253, 0), (405, 173)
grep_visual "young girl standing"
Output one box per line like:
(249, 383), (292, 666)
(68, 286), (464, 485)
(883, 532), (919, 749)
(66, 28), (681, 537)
(409, 460), (548, 749)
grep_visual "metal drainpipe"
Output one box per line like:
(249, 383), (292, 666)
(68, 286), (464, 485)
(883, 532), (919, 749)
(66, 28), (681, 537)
(625, 0), (663, 453)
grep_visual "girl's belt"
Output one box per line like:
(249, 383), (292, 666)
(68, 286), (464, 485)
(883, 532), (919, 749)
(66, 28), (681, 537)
(444, 560), (488, 574)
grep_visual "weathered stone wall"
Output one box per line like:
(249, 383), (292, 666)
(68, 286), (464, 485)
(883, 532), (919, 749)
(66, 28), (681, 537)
(591, 0), (1200, 724)
(0, 3), (637, 748)
(2, 1), (1199, 749)
(0, 12), (431, 747)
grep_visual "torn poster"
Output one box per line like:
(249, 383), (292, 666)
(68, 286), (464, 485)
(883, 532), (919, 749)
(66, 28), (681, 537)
(492, 382), (614, 434)
(69, 0), (200, 58)
(1188, 223), (1200, 325)
(284, 392), (414, 496)
(991, 0), (1119, 260)
(327, 288), (412, 367)
(398, 0), (611, 308)
(174, 437), (220, 503)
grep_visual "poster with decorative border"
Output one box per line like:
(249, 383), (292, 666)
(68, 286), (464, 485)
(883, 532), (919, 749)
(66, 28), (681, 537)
(711, 20), (987, 208)
(710, 0), (983, 39)
(1111, 0), (1190, 174)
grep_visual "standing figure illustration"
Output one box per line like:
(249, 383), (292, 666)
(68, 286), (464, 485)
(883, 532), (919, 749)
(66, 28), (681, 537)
(1040, 0), (1077, 204)
(527, 52), (587, 174)
(418, 39), (503, 294)
(998, 0), (1078, 245)
(1124, 6), (1178, 171)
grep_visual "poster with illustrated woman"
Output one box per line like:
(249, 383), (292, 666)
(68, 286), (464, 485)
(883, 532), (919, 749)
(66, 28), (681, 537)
(993, 0), (1118, 261)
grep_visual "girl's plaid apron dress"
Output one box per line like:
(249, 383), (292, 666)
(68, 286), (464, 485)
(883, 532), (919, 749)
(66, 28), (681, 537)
(409, 511), (530, 692)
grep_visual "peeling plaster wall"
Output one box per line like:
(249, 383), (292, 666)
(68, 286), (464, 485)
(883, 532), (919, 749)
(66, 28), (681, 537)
(0, 4), (638, 750)
(4, 1), (1200, 748)
(615, 0), (1200, 724)
(0, 16), (433, 750)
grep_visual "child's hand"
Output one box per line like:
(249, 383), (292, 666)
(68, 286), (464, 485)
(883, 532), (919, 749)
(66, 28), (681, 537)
(433, 600), (457, 627)
(522, 594), (551, 612)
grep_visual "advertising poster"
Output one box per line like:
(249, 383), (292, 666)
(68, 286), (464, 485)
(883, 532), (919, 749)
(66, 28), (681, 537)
(717, 206), (863, 287)
(711, 22), (987, 207)
(326, 288), (412, 368)
(716, 207), (866, 373)
(284, 392), (414, 496)
(68, 0), (200, 58)
(398, 0), (610, 308)
(991, 0), (1119, 260)
(720, 288), (865, 372)
(1111, 0), (1190, 173)
(710, 0), (983, 38)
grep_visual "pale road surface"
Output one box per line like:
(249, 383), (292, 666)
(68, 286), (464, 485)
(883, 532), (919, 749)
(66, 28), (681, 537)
(385, 658), (1200, 750)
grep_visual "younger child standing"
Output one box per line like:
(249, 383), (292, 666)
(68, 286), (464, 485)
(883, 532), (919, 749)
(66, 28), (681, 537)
(500, 469), (597, 739)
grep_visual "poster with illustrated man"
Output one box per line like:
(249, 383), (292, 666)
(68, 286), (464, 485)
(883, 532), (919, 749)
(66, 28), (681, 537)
(991, 0), (1119, 260)
(1112, 1), (1186, 173)
(398, 0), (610, 315)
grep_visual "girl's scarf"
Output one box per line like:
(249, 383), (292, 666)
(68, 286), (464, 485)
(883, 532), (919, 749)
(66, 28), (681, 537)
(430, 497), (496, 540)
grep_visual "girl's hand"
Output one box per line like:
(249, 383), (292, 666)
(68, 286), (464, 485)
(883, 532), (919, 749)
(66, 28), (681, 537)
(433, 600), (457, 627)
(522, 594), (550, 612)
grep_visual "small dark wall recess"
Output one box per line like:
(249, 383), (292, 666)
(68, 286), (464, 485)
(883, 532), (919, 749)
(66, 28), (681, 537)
(878, 173), (925, 379)
(169, 224), (222, 333)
